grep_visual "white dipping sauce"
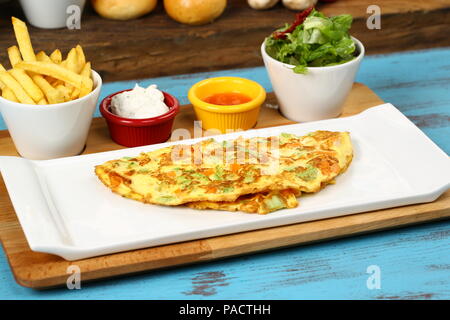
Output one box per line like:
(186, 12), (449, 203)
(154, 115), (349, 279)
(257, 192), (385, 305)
(110, 84), (169, 119)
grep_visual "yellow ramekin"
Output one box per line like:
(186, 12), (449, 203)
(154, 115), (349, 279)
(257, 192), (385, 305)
(188, 77), (266, 133)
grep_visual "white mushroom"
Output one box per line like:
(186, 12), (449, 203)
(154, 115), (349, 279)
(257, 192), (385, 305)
(247, 0), (280, 10)
(282, 0), (318, 11)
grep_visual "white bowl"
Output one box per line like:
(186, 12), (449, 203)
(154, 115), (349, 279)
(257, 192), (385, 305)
(19, 0), (86, 29)
(0, 71), (102, 160)
(261, 37), (364, 122)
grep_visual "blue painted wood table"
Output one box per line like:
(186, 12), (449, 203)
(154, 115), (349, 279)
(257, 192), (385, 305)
(0, 48), (449, 299)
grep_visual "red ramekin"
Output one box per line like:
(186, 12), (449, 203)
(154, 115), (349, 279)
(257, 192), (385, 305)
(100, 89), (180, 147)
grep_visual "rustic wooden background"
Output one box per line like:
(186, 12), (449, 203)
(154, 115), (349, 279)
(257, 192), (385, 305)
(1, 0), (450, 82)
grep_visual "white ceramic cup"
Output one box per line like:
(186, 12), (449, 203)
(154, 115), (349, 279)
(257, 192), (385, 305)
(0, 71), (102, 160)
(19, 0), (86, 29)
(261, 37), (364, 122)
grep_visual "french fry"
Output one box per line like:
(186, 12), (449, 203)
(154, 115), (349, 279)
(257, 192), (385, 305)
(50, 49), (62, 64)
(64, 81), (76, 99)
(11, 17), (36, 62)
(45, 76), (63, 87)
(75, 45), (85, 73)
(2, 87), (18, 102)
(71, 87), (80, 100)
(7, 45), (23, 67)
(56, 84), (71, 102)
(15, 61), (84, 88)
(32, 74), (64, 104)
(52, 79), (65, 87)
(79, 76), (93, 98)
(36, 51), (52, 63)
(0, 71), (34, 104)
(81, 62), (91, 78)
(78, 62), (93, 97)
(9, 68), (44, 102)
(0, 64), (5, 90)
(5, 18), (93, 104)
(37, 98), (47, 105)
(66, 48), (79, 74)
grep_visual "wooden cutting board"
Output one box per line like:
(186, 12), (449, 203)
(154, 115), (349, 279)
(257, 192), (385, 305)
(0, 83), (449, 289)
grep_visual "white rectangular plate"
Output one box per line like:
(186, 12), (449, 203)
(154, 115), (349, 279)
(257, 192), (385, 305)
(1, 104), (449, 260)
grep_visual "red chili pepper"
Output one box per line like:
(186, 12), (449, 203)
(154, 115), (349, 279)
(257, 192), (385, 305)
(273, 6), (314, 40)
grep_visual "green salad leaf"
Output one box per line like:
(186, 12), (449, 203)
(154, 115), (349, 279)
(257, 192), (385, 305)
(265, 9), (356, 74)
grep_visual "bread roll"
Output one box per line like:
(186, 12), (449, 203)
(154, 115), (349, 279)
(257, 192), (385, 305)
(164, 0), (226, 25)
(248, 0), (280, 10)
(91, 0), (158, 20)
(282, 0), (317, 11)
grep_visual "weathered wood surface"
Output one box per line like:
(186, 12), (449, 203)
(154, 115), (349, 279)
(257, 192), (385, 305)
(0, 0), (450, 82)
(0, 83), (449, 290)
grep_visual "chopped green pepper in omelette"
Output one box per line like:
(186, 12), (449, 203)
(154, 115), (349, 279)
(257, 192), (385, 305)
(95, 131), (353, 214)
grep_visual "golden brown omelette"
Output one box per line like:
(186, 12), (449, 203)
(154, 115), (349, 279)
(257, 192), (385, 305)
(186, 189), (300, 214)
(95, 131), (353, 214)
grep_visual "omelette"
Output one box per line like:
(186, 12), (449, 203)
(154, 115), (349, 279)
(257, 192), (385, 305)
(186, 189), (300, 214)
(95, 131), (353, 214)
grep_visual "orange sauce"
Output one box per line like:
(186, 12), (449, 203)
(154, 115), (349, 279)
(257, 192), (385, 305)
(203, 92), (252, 106)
